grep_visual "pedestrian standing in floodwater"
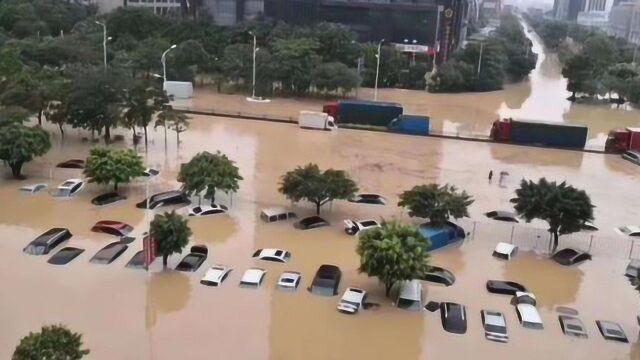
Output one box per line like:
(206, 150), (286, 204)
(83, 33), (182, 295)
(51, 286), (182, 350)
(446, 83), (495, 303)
(488, 170), (493, 183)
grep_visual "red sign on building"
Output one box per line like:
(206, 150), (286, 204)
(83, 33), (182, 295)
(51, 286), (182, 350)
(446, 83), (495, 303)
(143, 235), (157, 269)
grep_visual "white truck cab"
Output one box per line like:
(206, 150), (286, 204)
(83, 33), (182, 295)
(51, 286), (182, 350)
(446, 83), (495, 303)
(298, 111), (336, 131)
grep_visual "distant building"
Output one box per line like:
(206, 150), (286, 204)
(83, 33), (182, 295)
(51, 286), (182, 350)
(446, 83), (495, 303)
(481, 0), (503, 18)
(81, 0), (181, 15)
(576, 0), (613, 28)
(202, 0), (263, 25)
(608, 1), (640, 45)
(553, 0), (586, 20)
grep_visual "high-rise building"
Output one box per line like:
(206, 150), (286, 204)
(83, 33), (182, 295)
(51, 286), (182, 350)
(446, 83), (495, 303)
(202, 0), (263, 25)
(80, 0), (182, 15)
(608, 0), (640, 45)
(553, 0), (586, 20)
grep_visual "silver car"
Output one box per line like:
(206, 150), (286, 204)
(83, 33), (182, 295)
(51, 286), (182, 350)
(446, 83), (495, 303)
(622, 150), (640, 165)
(481, 310), (508, 343)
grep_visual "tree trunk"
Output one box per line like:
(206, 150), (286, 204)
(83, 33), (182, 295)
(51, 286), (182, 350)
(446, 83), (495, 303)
(551, 231), (559, 253)
(163, 125), (167, 147)
(104, 126), (111, 143)
(315, 202), (321, 215)
(176, 130), (180, 144)
(114, 182), (118, 191)
(37, 108), (43, 126)
(162, 254), (168, 268)
(58, 123), (64, 137)
(143, 126), (148, 148)
(385, 282), (393, 297)
(10, 161), (24, 179)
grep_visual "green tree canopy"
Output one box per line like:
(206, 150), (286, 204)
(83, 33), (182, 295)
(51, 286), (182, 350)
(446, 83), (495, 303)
(279, 163), (358, 215)
(83, 148), (145, 191)
(398, 184), (474, 225)
(312, 62), (361, 95)
(0, 124), (51, 179)
(155, 107), (190, 144)
(150, 211), (192, 267)
(357, 220), (431, 296)
(513, 178), (595, 252)
(178, 151), (243, 204)
(122, 79), (169, 146)
(12, 324), (89, 360)
(272, 37), (321, 94)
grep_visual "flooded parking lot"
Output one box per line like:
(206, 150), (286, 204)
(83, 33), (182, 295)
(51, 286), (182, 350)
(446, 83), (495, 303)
(1, 114), (640, 359)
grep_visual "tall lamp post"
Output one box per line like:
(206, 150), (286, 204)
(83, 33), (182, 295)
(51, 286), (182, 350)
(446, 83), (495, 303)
(250, 31), (258, 100)
(94, 21), (108, 70)
(374, 39), (384, 101)
(161, 44), (177, 89)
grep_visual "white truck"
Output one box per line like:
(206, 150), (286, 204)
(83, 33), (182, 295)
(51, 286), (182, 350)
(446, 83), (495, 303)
(163, 81), (193, 99)
(298, 111), (337, 131)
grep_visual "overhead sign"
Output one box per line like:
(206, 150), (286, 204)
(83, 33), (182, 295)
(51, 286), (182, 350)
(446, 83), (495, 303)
(394, 44), (431, 53)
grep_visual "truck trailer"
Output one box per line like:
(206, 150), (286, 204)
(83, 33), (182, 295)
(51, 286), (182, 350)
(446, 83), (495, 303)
(323, 100), (403, 127)
(388, 115), (430, 135)
(490, 118), (588, 149)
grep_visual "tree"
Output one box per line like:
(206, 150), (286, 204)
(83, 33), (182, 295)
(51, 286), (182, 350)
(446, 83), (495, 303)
(357, 220), (431, 296)
(123, 80), (169, 146)
(178, 151), (243, 204)
(398, 184), (474, 225)
(428, 59), (476, 93)
(220, 43), (273, 95)
(562, 54), (594, 100)
(513, 178), (595, 253)
(150, 211), (192, 268)
(629, 77), (640, 107)
(601, 63), (639, 103)
(0, 106), (29, 127)
(0, 124), (51, 179)
(361, 44), (408, 88)
(272, 37), (321, 95)
(155, 107), (190, 144)
(312, 62), (361, 95)
(311, 22), (360, 66)
(129, 37), (170, 78)
(83, 148), (145, 191)
(12, 324), (89, 360)
(166, 39), (211, 82)
(279, 163), (358, 215)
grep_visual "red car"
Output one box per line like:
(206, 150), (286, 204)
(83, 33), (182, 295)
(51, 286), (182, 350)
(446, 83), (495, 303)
(91, 220), (134, 237)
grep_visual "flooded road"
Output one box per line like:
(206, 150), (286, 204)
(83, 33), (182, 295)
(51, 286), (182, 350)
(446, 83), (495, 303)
(1, 115), (640, 359)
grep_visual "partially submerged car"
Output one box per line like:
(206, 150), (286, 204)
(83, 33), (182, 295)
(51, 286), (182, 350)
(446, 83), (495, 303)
(310, 264), (342, 296)
(54, 179), (84, 197)
(20, 183), (47, 194)
(559, 315), (588, 338)
(91, 192), (126, 206)
(625, 259), (640, 278)
(515, 304), (543, 330)
(481, 310), (508, 343)
(136, 190), (190, 209)
(91, 220), (134, 237)
(252, 248), (291, 263)
(260, 208), (296, 223)
(125, 250), (146, 269)
(394, 280), (424, 311)
(622, 150), (640, 166)
(615, 226), (640, 237)
(344, 219), (381, 236)
(418, 221), (465, 251)
(551, 248), (592, 266)
(596, 321), (628, 343)
(348, 193), (387, 205)
(294, 216), (330, 230)
(277, 271), (302, 290)
(200, 265), (232, 287)
(142, 168), (160, 177)
(187, 204), (228, 217)
(486, 280), (527, 295)
(56, 159), (85, 169)
(485, 210), (519, 223)
(513, 291), (537, 306)
(440, 302), (468, 334)
(175, 245), (208, 272)
(493, 242), (518, 261)
(422, 266), (456, 286)
(47, 247), (84, 265)
(90, 242), (128, 265)
(23, 228), (72, 255)
(337, 287), (367, 314)
(240, 268), (266, 288)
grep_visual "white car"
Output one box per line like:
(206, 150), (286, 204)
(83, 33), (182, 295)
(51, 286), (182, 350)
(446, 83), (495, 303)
(516, 304), (543, 329)
(200, 265), (232, 287)
(252, 248), (291, 263)
(481, 310), (509, 343)
(492, 242), (518, 261)
(20, 183), (48, 193)
(54, 179), (84, 197)
(142, 168), (160, 177)
(615, 226), (640, 237)
(514, 291), (537, 306)
(337, 287), (367, 314)
(277, 271), (302, 290)
(240, 268), (266, 288)
(188, 204), (228, 217)
(344, 219), (381, 236)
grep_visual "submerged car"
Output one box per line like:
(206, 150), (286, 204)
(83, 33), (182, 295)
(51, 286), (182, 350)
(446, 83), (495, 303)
(440, 302), (468, 334)
(142, 168), (160, 177)
(622, 150), (640, 166)
(125, 250), (146, 269)
(294, 216), (329, 230)
(310, 264), (342, 296)
(175, 245), (208, 272)
(422, 266), (456, 286)
(187, 204), (228, 217)
(20, 183), (47, 194)
(47, 247), (85, 265)
(136, 190), (190, 209)
(596, 320), (628, 343)
(515, 304), (543, 330)
(337, 287), (367, 314)
(485, 210), (519, 223)
(23, 228), (72, 255)
(91, 192), (126, 206)
(551, 248), (592, 266)
(90, 242), (128, 264)
(344, 219), (381, 236)
(559, 315), (588, 338)
(54, 179), (84, 197)
(615, 226), (640, 237)
(260, 208), (297, 223)
(481, 310), (508, 343)
(277, 271), (302, 290)
(56, 159), (85, 169)
(252, 248), (291, 263)
(240, 268), (267, 288)
(625, 259), (640, 278)
(486, 280), (527, 295)
(493, 242), (518, 261)
(91, 220), (134, 237)
(348, 193), (387, 205)
(200, 265), (232, 287)
(513, 291), (537, 306)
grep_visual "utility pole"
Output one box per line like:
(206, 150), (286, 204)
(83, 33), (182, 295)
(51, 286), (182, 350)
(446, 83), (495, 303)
(249, 31), (257, 100)
(477, 42), (484, 76)
(95, 21), (107, 70)
(374, 39), (384, 101)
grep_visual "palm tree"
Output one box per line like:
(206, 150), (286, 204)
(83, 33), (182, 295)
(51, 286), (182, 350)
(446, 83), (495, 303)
(155, 108), (190, 145)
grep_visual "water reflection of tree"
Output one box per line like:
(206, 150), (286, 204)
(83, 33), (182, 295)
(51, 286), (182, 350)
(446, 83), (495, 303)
(502, 253), (583, 311)
(489, 145), (584, 169)
(146, 271), (192, 328)
(502, 81), (532, 110)
(188, 216), (238, 244)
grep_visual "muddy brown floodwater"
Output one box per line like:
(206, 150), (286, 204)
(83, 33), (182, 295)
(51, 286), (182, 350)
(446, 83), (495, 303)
(1, 112), (640, 359)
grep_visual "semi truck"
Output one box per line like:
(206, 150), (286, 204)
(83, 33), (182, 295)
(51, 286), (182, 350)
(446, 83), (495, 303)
(490, 118), (588, 149)
(388, 115), (430, 135)
(298, 111), (337, 131)
(323, 100), (403, 127)
(604, 128), (640, 153)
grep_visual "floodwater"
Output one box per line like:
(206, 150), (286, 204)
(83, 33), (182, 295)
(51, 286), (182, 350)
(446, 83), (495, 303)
(1, 114), (640, 359)
(176, 24), (640, 148)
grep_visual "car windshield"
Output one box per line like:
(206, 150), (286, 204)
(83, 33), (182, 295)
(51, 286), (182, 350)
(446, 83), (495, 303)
(60, 181), (75, 187)
(361, 221), (377, 227)
(24, 244), (46, 255)
(274, 250), (283, 257)
(565, 324), (583, 332)
(606, 329), (624, 337)
(281, 278), (295, 283)
(340, 300), (360, 307)
(484, 324), (506, 334)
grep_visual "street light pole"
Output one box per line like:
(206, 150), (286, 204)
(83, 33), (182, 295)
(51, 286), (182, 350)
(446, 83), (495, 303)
(374, 39), (384, 101)
(433, 6), (443, 71)
(249, 31), (257, 99)
(477, 42), (484, 76)
(161, 44), (177, 88)
(95, 21), (107, 70)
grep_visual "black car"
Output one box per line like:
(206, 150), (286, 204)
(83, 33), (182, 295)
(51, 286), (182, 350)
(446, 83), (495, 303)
(486, 280), (527, 295)
(91, 192), (127, 206)
(422, 266), (456, 286)
(440, 302), (468, 334)
(175, 245), (208, 272)
(310, 264), (342, 296)
(551, 248), (592, 266)
(484, 210), (519, 223)
(136, 190), (190, 209)
(125, 250), (146, 269)
(90, 242), (129, 265)
(596, 320), (628, 343)
(348, 193), (387, 205)
(23, 228), (72, 255)
(56, 159), (85, 169)
(47, 247), (85, 265)
(294, 216), (330, 230)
